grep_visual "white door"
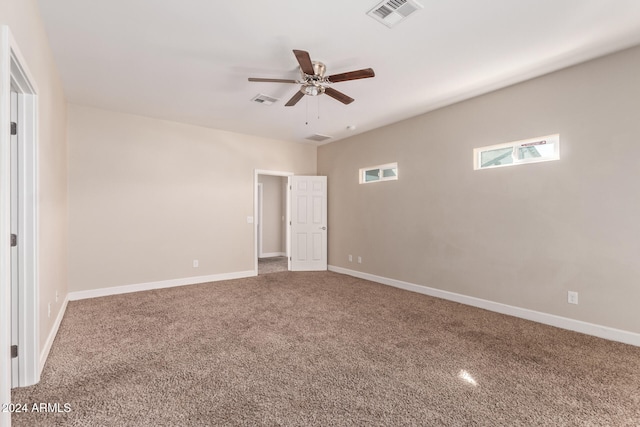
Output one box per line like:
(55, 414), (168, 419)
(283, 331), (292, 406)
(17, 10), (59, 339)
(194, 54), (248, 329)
(257, 183), (263, 258)
(10, 89), (19, 386)
(290, 176), (327, 271)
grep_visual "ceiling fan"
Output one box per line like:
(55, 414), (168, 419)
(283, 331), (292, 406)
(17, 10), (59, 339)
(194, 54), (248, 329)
(248, 49), (375, 106)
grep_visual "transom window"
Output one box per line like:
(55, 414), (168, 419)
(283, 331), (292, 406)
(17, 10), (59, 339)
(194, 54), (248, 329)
(359, 162), (398, 184)
(474, 134), (560, 170)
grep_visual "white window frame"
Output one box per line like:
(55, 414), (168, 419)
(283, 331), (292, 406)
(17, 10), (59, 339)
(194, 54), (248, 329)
(359, 162), (398, 184)
(474, 134), (560, 170)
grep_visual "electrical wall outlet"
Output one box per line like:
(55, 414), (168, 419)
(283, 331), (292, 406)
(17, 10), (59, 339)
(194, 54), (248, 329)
(193, 260), (199, 268)
(55, 290), (59, 303)
(348, 254), (353, 262)
(357, 256), (362, 264)
(568, 291), (579, 305)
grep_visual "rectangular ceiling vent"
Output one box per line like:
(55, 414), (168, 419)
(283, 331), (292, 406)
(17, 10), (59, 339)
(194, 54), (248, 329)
(306, 133), (332, 142)
(367, 0), (424, 28)
(251, 94), (278, 105)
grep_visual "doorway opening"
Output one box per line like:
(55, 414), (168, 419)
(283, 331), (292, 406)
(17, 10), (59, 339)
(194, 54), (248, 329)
(254, 170), (293, 275)
(253, 171), (328, 275)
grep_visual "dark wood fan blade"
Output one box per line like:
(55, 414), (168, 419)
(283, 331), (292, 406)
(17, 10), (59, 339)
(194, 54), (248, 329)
(285, 90), (305, 107)
(293, 50), (315, 75)
(248, 78), (297, 83)
(324, 87), (354, 105)
(327, 68), (375, 83)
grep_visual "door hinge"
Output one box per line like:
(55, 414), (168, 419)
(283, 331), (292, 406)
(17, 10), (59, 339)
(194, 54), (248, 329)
(11, 234), (17, 247)
(11, 122), (17, 136)
(11, 345), (18, 358)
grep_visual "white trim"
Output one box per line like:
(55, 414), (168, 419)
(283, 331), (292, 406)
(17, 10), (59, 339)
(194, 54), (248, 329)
(1, 27), (41, 427)
(473, 133), (560, 170)
(286, 177), (291, 271)
(0, 26), (13, 425)
(329, 265), (640, 347)
(257, 183), (263, 257)
(254, 170), (293, 275)
(68, 270), (256, 301)
(12, 47), (40, 388)
(39, 296), (68, 372)
(359, 162), (398, 184)
(259, 252), (286, 258)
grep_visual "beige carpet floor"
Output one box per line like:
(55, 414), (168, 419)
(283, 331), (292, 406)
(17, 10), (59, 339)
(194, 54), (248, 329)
(11, 271), (640, 426)
(258, 256), (288, 275)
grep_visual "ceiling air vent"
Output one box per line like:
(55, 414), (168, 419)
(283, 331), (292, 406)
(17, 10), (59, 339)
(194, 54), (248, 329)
(251, 94), (278, 105)
(367, 0), (424, 28)
(306, 134), (332, 142)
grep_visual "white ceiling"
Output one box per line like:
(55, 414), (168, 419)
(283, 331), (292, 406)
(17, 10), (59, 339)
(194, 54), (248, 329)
(36, 0), (640, 145)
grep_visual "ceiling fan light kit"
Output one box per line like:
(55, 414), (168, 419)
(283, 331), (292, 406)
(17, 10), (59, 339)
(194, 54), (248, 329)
(248, 49), (375, 106)
(302, 85), (325, 96)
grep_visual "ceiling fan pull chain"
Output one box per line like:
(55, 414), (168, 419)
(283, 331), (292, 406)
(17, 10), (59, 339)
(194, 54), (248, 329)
(305, 97), (309, 125)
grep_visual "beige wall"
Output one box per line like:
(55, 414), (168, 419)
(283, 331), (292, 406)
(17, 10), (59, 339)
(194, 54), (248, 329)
(68, 105), (316, 292)
(258, 175), (286, 256)
(0, 0), (68, 356)
(318, 45), (640, 334)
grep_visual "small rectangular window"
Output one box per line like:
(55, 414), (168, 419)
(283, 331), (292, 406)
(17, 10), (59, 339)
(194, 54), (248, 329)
(365, 169), (380, 182)
(474, 134), (559, 170)
(360, 162), (398, 184)
(382, 168), (397, 178)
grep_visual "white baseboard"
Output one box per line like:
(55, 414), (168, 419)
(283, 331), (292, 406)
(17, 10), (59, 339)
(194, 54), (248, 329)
(329, 265), (640, 347)
(40, 295), (69, 373)
(259, 252), (286, 258)
(68, 270), (257, 301)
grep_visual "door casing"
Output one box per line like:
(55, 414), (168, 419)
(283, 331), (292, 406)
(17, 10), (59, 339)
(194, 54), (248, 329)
(257, 182), (263, 258)
(10, 87), (19, 386)
(254, 170), (293, 273)
(1, 26), (40, 405)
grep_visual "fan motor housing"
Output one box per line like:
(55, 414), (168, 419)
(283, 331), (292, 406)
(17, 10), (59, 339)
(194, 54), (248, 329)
(311, 61), (326, 78)
(299, 61), (328, 96)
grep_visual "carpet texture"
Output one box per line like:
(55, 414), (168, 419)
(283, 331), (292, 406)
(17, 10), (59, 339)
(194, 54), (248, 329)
(258, 257), (288, 275)
(11, 271), (640, 426)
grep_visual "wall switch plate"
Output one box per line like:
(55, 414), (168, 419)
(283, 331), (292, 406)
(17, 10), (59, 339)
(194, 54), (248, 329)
(357, 256), (362, 264)
(55, 290), (59, 302)
(193, 260), (199, 268)
(48, 303), (51, 318)
(568, 291), (579, 305)
(348, 254), (353, 262)
(247, 216), (254, 224)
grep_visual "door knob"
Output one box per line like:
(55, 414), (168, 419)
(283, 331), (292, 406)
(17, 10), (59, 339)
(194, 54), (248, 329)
(320, 226), (327, 230)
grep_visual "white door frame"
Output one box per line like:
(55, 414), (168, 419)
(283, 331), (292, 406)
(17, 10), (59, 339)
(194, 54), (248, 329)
(10, 84), (18, 386)
(1, 27), (40, 414)
(253, 170), (293, 274)
(257, 182), (263, 258)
